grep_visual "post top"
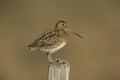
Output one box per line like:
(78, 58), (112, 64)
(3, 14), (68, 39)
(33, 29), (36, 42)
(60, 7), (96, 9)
(49, 58), (70, 68)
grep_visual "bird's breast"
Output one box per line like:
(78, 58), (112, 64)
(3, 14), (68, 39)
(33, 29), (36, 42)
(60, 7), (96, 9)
(40, 41), (67, 54)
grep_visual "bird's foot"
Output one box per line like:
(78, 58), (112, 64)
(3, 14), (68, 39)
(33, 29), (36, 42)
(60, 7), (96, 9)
(47, 54), (53, 63)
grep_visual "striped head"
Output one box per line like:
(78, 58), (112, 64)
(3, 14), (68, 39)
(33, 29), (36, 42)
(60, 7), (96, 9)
(55, 20), (83, 39)
(55, 20), (71, 31)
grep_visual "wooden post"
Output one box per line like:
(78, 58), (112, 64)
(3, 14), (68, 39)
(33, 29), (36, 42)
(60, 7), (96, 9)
(48, 58), (70, 80)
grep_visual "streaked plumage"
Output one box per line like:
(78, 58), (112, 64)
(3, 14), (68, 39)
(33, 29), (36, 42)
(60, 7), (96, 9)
(28, 28), (68, 53)
(28, 20), (83, 63)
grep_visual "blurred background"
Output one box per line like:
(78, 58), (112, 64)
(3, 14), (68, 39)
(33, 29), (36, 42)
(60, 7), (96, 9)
(0, 0), (120, 80)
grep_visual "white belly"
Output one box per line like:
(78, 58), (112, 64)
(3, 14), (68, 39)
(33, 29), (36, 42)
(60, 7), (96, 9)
(40, 42), (66, 54)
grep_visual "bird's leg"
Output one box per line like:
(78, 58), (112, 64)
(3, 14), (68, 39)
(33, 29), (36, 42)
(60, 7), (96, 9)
(47, 53), (53, 63)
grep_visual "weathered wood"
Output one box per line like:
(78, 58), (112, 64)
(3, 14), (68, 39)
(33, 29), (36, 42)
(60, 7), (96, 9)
(48, 58), (70, 80)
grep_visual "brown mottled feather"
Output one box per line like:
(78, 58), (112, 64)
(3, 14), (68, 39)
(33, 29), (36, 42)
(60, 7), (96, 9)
(27, 20), (83, 63)
(28, 28), (68, 49)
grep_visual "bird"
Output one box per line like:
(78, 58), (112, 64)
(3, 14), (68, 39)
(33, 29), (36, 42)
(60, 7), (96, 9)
(27, 20), (83, 63)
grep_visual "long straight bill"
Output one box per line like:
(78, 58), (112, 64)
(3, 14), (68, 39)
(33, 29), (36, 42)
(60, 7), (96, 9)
(72, 32), (83, 39)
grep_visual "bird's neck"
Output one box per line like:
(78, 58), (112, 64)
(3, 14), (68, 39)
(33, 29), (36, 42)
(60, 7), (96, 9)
(55, 27), (67, 32)
(55, 28), (68, 37)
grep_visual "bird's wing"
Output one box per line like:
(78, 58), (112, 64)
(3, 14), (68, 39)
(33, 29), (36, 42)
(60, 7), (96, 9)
(35, 29), (59, 47)
(35, 29), (54, 42)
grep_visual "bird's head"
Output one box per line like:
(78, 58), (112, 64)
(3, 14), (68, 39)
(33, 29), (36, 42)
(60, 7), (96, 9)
(55, 20), (83, 39)
(55, 20), (71, 31)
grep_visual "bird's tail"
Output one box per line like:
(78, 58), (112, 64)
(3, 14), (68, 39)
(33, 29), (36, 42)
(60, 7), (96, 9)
(27, 42), (37, 47)
(24, 42), (38, 54)
(24, 47), (38, 55)
(28, 47), (38, 52)
(27, 42), (38, 52)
